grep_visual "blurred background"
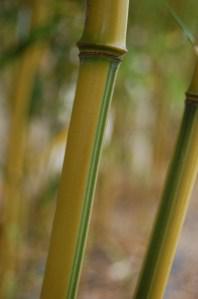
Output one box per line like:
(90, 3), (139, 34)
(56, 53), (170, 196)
(0, 0), (198, 298)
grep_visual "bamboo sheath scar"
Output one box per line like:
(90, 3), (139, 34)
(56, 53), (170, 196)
(40, 2), (129, 299)
(134, 62), (198, 299)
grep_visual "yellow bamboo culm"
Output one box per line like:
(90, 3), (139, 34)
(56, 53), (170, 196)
(0, 1), (47, 298)
(134, 60), (198, 299)
(40, 1), (129, 299)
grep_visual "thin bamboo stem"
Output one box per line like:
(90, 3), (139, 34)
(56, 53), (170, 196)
(40, 1), (129, 299)
(133, 62), (198, 299)
(0, 1), (47, 298)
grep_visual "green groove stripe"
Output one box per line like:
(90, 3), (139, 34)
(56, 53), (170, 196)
(66, 60), (119, 299)
(134, 104), (198, 299)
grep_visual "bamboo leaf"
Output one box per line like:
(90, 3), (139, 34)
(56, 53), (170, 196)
(166, 2), (196, 46)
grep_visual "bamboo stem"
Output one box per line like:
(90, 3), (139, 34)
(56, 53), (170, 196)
(0, 1), (47, 298)
(40, 2), (129, 299)
(133, 62), (198, 299)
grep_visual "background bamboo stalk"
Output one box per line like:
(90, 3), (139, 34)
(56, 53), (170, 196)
(133, 61), (198, 299)
(40, 1), (129, 299)
(0, 1), (47, 298)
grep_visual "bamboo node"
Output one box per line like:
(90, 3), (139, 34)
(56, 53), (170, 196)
(186, 92), (198, 106)
(78, 43), (127, 61)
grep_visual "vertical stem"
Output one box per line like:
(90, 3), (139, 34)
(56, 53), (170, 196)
(0, 1), (47, 298)
(40, 1), (129, 299)
(134, 63), (198, 299)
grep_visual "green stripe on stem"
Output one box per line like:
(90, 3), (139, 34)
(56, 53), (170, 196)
(67, 58), (119, 299)
(134, 102), (198, 299)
